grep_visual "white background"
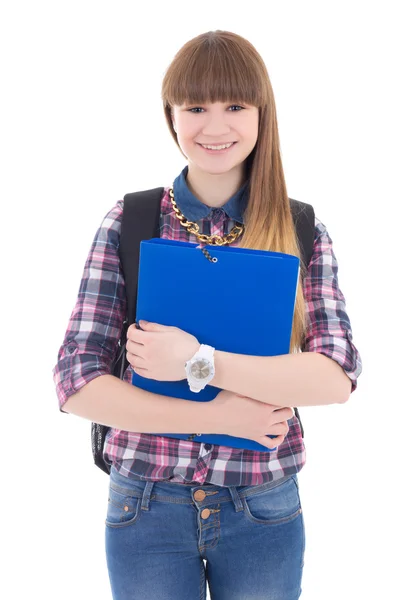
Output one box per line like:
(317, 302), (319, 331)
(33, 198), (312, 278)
(1, 1), (399, 599)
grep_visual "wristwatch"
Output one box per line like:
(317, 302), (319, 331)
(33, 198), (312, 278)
(185, 344), (215, 393)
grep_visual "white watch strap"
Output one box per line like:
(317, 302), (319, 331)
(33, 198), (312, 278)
(192, 344), (215, 361)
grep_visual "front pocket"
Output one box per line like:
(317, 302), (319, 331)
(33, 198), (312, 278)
(105, 484), (142, 528)
(242, 476), (302, 526)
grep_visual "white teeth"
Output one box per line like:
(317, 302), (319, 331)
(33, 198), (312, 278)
(201, 142), (234, 150)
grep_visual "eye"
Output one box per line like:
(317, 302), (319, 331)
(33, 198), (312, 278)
(188, 105), (244, 113)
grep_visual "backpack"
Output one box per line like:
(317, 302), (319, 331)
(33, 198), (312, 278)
(91, 187), (315, 475)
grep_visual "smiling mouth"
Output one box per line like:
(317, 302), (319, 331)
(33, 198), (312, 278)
(197, 142), (238, 152)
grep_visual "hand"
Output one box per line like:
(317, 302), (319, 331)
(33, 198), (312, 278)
(126, 320), (200, 381)
(210, 390), (294, 450)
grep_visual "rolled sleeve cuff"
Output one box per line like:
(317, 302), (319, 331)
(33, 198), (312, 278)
(52, 341), (115, 413)
(304, 329), (362, 395)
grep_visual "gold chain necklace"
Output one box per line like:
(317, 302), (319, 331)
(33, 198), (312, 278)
(168, 184), (244, 246)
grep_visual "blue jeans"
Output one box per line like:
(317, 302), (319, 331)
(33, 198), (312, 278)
(105, 464), (305, 599)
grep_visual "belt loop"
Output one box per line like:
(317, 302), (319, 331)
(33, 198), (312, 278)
(228, 486), (244, 512)
(141, 481), (155, 511)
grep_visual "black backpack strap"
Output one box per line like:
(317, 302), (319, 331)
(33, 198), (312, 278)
(114, 187), (165, 378)
(289, 198), (315, 270)
(289, 198), (315, 438)
(120, 187), (165, 327)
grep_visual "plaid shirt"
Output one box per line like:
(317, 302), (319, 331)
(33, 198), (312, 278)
(53, 168), (362, 486)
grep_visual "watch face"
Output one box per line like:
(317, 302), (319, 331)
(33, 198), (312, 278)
(190, 358), (211, 380)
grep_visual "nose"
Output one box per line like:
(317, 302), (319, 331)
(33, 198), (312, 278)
(201, 114), (231, 138)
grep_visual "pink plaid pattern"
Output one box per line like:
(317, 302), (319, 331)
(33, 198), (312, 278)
(52, 187), (362, 486)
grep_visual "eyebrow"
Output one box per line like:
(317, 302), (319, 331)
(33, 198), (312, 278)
(180, 101), (247, 107)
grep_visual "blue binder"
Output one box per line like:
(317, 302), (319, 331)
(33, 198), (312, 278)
(131, 238), (300, 452)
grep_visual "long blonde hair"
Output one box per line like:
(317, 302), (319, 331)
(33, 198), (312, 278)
(161, 30), (309, 353)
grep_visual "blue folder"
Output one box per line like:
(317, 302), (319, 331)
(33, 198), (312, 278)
(131, 238), (300, 452)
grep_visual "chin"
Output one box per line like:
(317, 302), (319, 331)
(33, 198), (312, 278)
(194, 160), (245, 175)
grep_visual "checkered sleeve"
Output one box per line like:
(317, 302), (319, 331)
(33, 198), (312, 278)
(302, 217), (362, 393)
(52, 200), (127, 412)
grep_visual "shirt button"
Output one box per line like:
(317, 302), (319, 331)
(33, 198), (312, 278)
(66, 345), (76, 355)
(204, 444), (212, 451)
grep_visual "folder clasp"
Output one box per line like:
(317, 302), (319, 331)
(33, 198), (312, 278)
(196, 246), (218, 263)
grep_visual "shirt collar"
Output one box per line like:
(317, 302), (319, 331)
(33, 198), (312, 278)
(171, 165), (248, 224)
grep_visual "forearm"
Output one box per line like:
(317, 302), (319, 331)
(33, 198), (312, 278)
(62, 374), (216, 433)
(212, 350), (352, 407)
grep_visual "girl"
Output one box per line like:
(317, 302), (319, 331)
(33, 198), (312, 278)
(53, 30), (362, 600)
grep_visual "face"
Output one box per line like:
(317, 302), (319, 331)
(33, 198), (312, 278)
(171, 101), (259, 175)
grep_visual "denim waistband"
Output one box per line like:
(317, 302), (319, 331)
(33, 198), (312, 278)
(109, 464), (296, 513)
(126, 470), (215, 486)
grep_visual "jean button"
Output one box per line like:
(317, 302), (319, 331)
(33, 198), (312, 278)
(194, 489), (207, 502)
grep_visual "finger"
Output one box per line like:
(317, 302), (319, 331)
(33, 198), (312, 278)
(265, 422), (289, 436)
(139, 321), (168, 332)
(271, 405), (294, 413)
(126, 351), (148, 370)
(259, 434), (285, 450)
(270, 407), (294, 424)
(126, 339), (146, 355)
(127, 328), (146, 344)
(132, 366), (151, 378)
(271, 435), (286, 448)
(272, 406), (294, 417)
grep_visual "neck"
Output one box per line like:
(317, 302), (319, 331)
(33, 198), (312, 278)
(185, 161), (246, 208)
